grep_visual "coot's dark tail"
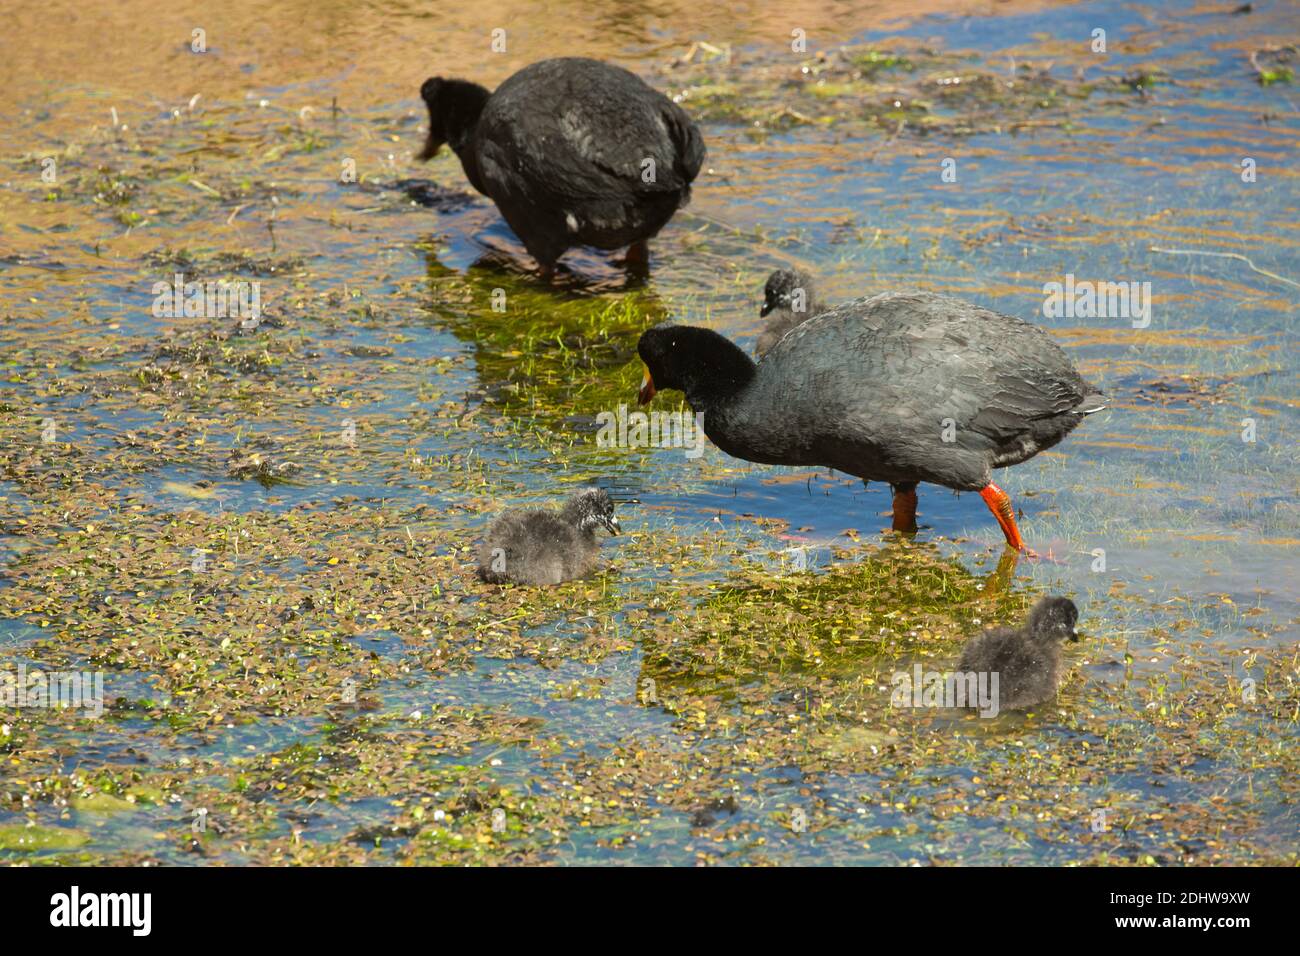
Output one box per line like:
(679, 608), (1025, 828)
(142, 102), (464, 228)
(1077, 392), (1107, 415)
(665, 107), (706, 199)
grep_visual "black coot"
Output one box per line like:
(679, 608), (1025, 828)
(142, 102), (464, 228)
(636, 290), (1105, 552)
(756, 268), (823, 358)
(958, 596), (1080, 710)
(417, 57), (706, 276)
(477, 487), (620, 586)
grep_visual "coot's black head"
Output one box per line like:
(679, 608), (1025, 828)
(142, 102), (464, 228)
(637, 324), (756, 409)
(417, 77), (491, 161)
(562, 487), (620, 536)
(1026, 596), (1080, 643)
(761, 268), (815, 317)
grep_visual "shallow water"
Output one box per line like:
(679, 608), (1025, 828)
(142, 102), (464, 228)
(1, 0), (1296, 865)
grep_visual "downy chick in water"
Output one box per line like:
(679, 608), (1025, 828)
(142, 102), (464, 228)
(477, 487), (620, 585)
(957, 596), (1080, 710)
(756, 268), (823, 358)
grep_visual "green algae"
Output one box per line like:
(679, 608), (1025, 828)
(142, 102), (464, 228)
(660, 42), (1122, 139)
(0, 824), (92, 851)
(0, 10), (1297, 868)
(72, 792), (140, 814)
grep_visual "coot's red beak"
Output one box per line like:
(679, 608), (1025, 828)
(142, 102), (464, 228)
(638, 368), (656, 405)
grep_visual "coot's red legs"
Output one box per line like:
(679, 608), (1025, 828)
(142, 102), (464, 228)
(890, 483), (918, 533)
(979, 482), (1037, 557)
(624, 238), (650, 265)
(623, 240), (650, 279)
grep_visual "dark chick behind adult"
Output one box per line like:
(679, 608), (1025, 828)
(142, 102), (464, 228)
(636, 288), (1105, 552)
(417, 57), (706, 276)
(477, 487), (620, 586)
(756, 268), (823, 358)
(958, 596), (1080, 710)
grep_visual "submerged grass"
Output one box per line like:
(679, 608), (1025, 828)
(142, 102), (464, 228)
(661, 41), (1147, 139)
(1, 6), (1297, 865)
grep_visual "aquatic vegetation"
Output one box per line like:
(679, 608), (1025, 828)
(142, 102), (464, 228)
(0, 0), (1296, 866)
(660, 42), (1130, 139)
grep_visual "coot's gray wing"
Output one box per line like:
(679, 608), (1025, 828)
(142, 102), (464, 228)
(930, 299), (1093, 448)
(753, 292), (1094, 477)
(477, 58), (702, 202)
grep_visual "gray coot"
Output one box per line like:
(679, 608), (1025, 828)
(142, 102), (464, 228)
(756, 268), (823, 358)
(477, 487), (620, 585)
(417, 57), (706, 275)
(957, 596), (1080, 710)
(636, 290), (1106, 552)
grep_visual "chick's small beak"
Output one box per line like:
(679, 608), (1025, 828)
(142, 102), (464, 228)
(1070, 626), (1080, 643)
(603, 515), (621, 535)
(638, 368), (656, 405)
(760, 300), (774, 317)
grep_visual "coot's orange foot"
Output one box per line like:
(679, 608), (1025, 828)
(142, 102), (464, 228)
(1031, 544), (1070, 565)
(1031, 549), (1071, 565)
(979, 482), (1029, 552)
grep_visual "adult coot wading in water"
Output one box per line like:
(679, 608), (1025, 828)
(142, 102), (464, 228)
(636, 291), (1106, 553)
(477, 487), (620, 586)
(416, 57), (706, 278)
(958, 596), (1080, 710)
